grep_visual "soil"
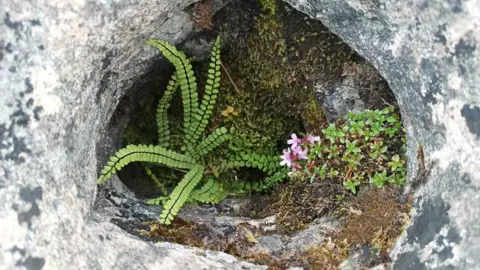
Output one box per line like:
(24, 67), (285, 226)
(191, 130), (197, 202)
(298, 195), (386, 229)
(240, 180), (350, 233)
(302, 187), (412, 269)
(138, 183), (412, 269)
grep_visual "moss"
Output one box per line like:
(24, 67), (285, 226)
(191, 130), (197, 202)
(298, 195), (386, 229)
(303, 239), (350, 270)
(216, 1), (358, 134)
(303, 95), (328, 134)
(240, 179), (350, 233)
(257, 0), (277, 15)
(139, 219), (212, 248)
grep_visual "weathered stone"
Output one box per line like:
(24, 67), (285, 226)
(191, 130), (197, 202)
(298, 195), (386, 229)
(0, 0), (263, 269)
(257, 234), (286, 254)
(316, 60), (394, 122)
(285, 0), (480, 268)
(285, 216), (340, 252)
(340, 246), (387, 270)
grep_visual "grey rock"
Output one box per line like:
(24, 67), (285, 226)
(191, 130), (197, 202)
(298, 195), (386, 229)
(215, 215), (277, 232)
(316, 76), (367, 123)
(339, 252), (362, 270)
(0, 0), (263, 269)
(182, 38), (215, 61)
(340, 246), (386, 270)
(285, 216), (340, 252)
(285, 0), (480, 269)
(257, 234), (286, 254)
(316, 61), (393, 122)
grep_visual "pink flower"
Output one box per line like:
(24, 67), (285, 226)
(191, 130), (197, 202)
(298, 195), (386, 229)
(293, 146), (308, 160)
(280, 148), (293, 167)
(287, 133), (302, 149)
(305, 135), (320, 144)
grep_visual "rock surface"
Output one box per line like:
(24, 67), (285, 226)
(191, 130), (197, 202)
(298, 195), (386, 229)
(316, 60), (394, 122)
(285, 0), (480, 269)
(3, 0), (480, 269)
(0, 0), (263, 269)
(285, 216), (340, 253)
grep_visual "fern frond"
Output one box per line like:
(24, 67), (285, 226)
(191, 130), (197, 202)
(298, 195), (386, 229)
(187, 36), (222, 149)
(194, 126), (231, 159)
(97, 144), (196, 184)
(144, 165), (168, 196)
(160, 164), (205, 224)
(146, 39), (199, 148)
(259, 171), (288, 190)
(229, 152), (281, 175)
(228, 172), (285, 193)
(156, 74), (179, 147)
(146, 196), (169, 205)
(229, 180), (256, 193)
(191, 178), (227, 204)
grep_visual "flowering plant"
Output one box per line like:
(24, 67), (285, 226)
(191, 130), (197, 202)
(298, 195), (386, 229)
(280, 134), (320, 177)
(278, 106), (406, 194)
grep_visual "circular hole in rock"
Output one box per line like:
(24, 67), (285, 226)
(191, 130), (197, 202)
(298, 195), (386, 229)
(95, 0), (409, 268)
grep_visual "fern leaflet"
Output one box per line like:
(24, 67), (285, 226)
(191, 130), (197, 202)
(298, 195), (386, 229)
(146, 39), (199, 149)
(187, 36), (222, 149)
(144, 165), (168, 196)
(194, 126), (231, 159)
(97, 144), (196, 184)
(191, 178), (227, 204)
(229, 152), (281, 175)
(160, 164), (205, 224)
(156, 74), (179, 147)
(146, 196), (169, 205)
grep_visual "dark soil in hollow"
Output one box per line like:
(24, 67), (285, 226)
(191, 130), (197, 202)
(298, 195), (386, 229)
(112, 0), (397, 198)
(102, 0), (408, 269)
(139, 184), (411, 269)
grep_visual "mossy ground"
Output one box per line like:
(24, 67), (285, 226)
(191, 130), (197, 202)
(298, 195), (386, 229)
(240, 180), (349, 233)
(116, 0), (409, 268)
(139, 183), (411, 269)
(300, 187), (412, 269)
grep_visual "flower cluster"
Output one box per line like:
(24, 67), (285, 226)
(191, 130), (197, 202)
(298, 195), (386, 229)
(280, 134), (320, 170)
(276, 107), (406, 193)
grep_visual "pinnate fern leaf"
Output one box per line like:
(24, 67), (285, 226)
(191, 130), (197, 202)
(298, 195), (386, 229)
(97, 144), (196, 184)
(146, 196), (169, 205)
(194, 126), (231, 159)
(191, 178), (227, 204)
(144, 165), (168, 196)
(146, 39), (199, 148)
(187, 36), (222, 149)
(160, 164), (205, 224)
(229, 171), (286, 193)
(156, 74), (179, 147)
(229, 153), (281, 175)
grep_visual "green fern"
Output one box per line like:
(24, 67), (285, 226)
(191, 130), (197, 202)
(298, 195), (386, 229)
(97, 144), (196, 184)
(191, 179), (227, 204)
(156, 74), (179, 148)
(160, 164), (204, 224)
(194, 126), (232, 159)
(146, 39), (199, 150)
(146, 196), (169, 205)
(231, 152), (281, 175)
(98, 36), (283, 225)
(187, 36), (222, 150)
(144, 165), (168, 196)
